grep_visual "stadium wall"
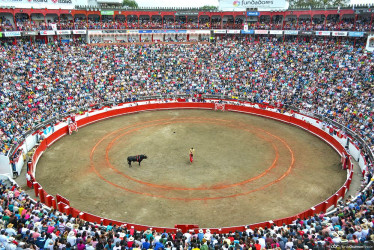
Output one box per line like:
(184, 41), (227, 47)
(19, 99), (362, 232)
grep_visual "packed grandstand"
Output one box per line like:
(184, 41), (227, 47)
(0, 0), (374, 249)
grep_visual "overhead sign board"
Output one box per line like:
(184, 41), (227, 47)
(175, 11), (199, 16)
(247, 11), (260, 16)
(0, 0), (76, 9)
(101, 11), (114, 15)
(220, 0), (287, 10)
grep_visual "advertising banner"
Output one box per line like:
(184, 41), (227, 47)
(138, 30), (153, 34)
(175, 11), (199, 16)
(24, 31), (38, 36)
(284, 30), (298, 35)
(187, 30), (210, 34)
(101, 11), (114, 15)
(299, 31), (313, 36)
(332, 31), (348, 37)
(4, 31), (21, 37)
(0, 0), (76, 9)
(174, 30), (187, 34)
(348, 32), (364, 37)
(214, 30), (227, 34)
(227, 30), (241, 34)
(152, 30), (187, 34)
(88, 30), (102, 35)
(269, 30), (283, 35)
(315, 31), (331, 36)
(40, 30), (55, 36)
(255, 30), (268, 34)
(220, 0), (287, 10)
(247, 11), (260, 16)
(73, 30), (87, 34)
(56, 30), (71, 35)
(126, 30), (139, 34)
(241, 30), (254, 34)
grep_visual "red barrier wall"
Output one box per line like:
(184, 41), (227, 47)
(70, 207), (81, 218)
(80, 212), (104, 224)
(38, 188), (46, 204)
(28, 101), (356, 232)
(56, 194), (70, 206)
(33, 182), (40, 197)
(57, 202), (70, 214)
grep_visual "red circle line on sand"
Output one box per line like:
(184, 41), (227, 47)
(89, 117), (295, 201)
(103, 119), (279, 191)
(90, 134), (294, 201)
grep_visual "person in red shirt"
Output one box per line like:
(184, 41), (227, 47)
(189, 148), (195, 163)
(254, 240), (261, 250)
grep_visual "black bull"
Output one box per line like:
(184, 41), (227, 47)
(127, 155), (148, 167)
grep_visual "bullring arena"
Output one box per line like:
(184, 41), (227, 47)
(28, 100), (349, 229)
(1, 1), (374, 248)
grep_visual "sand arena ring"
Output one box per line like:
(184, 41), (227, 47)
(35, 108), (344, 228)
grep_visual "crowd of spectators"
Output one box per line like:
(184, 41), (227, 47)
(0, 170), (374, 249)
(0, 37), (373, 156)
(0, 16), (14, 32)
(2, 14), (373, 31)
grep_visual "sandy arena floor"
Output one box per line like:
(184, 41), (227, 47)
(36, 110), (345, 228)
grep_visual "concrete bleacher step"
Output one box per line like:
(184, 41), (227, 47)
(0, 177), (14, 189)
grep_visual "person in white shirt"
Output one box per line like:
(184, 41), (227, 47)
(245, 226), (253, 236)
(258, 236), (266, 248)
(67, 231), (77, 246)
(113, 241), (121, 250)
(332, 233), (341, 244)
(153, 233), (161, 244)
(0, 231), (8, 245)
(5, 225), (16, 237)
(285, 237), (294, 249)
(353, 226), (362, 239)
(204, 229), (212, 241)
(45, 239), (54, 250)
(86, 242), (95, 250)
(184, 231), (192, 243)
(20, 227), (28, 236)
(5, 237), (16, 250)
(361, 224), (369, 238)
